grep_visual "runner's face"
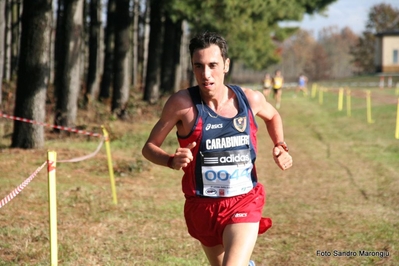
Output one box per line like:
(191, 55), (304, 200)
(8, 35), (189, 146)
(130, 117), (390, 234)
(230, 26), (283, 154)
(192, 44), (229, 94)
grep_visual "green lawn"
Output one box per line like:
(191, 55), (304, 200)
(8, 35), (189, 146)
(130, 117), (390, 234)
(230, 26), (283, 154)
(0, 85), (398, 265)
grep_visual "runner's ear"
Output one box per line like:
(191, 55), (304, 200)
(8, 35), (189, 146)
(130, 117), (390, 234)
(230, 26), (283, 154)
(223, 58), (230, 73)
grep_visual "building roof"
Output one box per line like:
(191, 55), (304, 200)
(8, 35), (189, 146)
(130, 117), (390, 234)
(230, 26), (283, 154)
(375, 30), (399, 37)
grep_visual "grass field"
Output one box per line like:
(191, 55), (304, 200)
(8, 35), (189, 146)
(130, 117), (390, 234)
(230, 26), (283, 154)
(0, 85), (398, 265)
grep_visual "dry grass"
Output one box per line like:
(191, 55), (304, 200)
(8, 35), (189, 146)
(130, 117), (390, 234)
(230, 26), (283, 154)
(0, 87), (398, 265)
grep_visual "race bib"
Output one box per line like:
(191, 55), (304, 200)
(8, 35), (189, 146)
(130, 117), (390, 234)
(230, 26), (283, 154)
(200, 149), (254, 197)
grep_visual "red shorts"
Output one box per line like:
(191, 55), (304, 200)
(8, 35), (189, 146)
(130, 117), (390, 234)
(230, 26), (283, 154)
(184, 183), (272, 247)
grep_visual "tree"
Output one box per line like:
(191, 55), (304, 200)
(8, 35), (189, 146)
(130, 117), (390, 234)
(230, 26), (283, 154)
(112, 0), (131, 116)
(54, 0), (84, 128)
(84, 0), (102, 106)
(351, 3), (399, 74)
(140, 0), (151, 92)
(0, 0), (5, 103)
(170, 0), (337, 70)
(10, 0), (21, 81)
(141, 0), (337, 103)
(366, 3), (399, 32)
(5, 0), (341, 147)
(11, 0), (52, 148)
(279, 29), (316, 79)
(98, 0), (115, 102)
(3, 0), (11, 81)
(131, 0), (140, 88)
(305, 43), (330, 81)
(277, 26), (360, 80)
(160, 16), (182, 94)
(319, 26), (358, 78)
(143, 0), (164, 103)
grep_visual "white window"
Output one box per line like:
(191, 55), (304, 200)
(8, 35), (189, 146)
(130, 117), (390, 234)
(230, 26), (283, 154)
(394, 49), (398, 64)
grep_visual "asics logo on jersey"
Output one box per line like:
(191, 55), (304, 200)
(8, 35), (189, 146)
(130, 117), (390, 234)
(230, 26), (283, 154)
(205, 123), (223, 131)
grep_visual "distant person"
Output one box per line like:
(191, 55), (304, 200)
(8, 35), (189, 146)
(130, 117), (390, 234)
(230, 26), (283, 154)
(262, 73), (272, 100)
(142, 32), (293, 266)
(295, 73), (308, 96)
(272, 70), (284, 109)
(387, 76), (392, 88)
(378, 76), (384, 89)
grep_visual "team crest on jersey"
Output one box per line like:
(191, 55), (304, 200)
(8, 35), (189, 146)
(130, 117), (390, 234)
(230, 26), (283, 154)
(233, 117), (247, 132)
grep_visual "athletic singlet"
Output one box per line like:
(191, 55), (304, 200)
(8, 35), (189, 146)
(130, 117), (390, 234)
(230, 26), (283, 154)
(263, 78), (272, 88)
(273, 77), (283, 89)
(298, 76), (306, 87)
(177, 85), (258, 198)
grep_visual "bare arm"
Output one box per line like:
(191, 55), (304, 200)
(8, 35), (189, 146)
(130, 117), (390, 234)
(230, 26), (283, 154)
(244, 88), (293, 170)
(141, 90), (196, 170)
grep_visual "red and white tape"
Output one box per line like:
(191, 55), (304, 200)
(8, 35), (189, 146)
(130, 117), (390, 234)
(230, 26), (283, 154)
(0, 112), (102, 138)
(0, 161), (47, 209)
(58, 137), (105, 163)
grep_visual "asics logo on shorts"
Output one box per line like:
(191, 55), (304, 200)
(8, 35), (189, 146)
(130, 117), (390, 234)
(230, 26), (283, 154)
(234, 213), (248, 218)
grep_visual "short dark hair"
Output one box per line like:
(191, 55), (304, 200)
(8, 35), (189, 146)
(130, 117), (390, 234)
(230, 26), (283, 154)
(189, 32), (228, 61)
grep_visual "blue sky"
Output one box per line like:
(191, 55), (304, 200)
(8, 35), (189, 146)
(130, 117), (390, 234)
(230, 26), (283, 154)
(280, 0), (399, 36)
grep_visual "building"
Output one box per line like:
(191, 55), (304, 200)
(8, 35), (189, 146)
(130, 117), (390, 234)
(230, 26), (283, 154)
(375, 31), (399, 73)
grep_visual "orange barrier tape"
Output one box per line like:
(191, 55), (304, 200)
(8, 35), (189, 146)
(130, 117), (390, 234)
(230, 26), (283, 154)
(0, 161), (47, 209)
(57, 137), (105, 163)
(0, 112), (102, 138)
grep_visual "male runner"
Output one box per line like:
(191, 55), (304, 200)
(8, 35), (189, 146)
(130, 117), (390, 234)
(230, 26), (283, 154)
(142, 32), (293, 266)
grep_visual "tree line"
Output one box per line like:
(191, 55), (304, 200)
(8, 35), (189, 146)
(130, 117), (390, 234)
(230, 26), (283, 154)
(275, 26), (359, 82)
(1, 0), (398, 149)
(264, 3), (399, 83)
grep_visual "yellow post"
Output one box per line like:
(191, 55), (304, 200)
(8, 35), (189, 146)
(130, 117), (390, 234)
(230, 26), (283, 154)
(346, 89), (351, 117)
(48, 151), (58, 266)
(102, 126), (118, 204)
(366, 90), (374, 123)
(395, 98), (399, 139)
(338, 88), (344, 111)
(318, 87), (323, 105)
(311, 83), (317, 98)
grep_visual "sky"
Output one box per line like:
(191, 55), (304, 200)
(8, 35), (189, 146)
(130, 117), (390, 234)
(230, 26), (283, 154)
(280, 0), (399, 37)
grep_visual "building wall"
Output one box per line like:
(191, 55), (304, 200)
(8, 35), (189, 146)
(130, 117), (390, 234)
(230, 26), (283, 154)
(382, 36), (399, 73)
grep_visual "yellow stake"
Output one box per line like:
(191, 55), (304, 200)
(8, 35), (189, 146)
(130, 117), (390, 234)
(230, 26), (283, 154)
(319, 87), (323, 105)
(338, 88), (344, 111)
(346, 89), (351, 117)
(102, 126), (118, 204)
(366, 90), (374, 123)
(311, 83), (317, 98)
(395, 98), (399, 139)
(48, 151), (58, 266)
